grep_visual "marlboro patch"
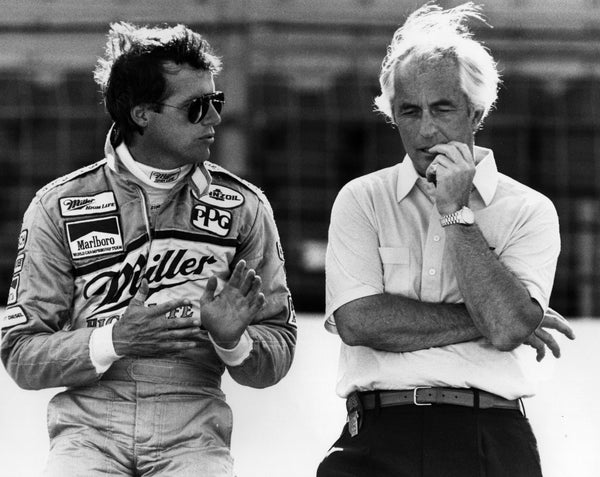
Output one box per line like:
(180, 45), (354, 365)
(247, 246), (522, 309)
(1, 306), (27, 329)
(66, 216), (124, 260)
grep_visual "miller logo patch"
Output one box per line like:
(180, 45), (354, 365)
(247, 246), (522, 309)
(150, 170), (180, 183)
(191, 205), (232, 237)
(7, 275), (19, 305)
(17, 229), (28, 250)
(200, 185), (244, 209)
(60, 191), (118, 217)
(1, 306), (27, 330)
(66, 216), (124, 260)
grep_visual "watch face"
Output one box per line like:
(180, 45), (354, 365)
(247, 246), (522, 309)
(462, 207), (475, 224)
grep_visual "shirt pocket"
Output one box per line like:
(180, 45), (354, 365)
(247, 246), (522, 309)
(378, 247), (411, 295)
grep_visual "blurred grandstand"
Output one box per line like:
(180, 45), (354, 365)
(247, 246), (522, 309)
(1, 0), (599, 314)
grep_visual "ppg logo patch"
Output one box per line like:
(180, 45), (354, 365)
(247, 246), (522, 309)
(66, 216), (124, 260)
(60, 191), (117, 217)
(191, 205), (232, 237)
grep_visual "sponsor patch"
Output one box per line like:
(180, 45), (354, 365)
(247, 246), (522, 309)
(1, 306), (27, 330)
(7, 275), (19, 305)
(66, 216), (124, 260)
(191, 205), (232, 237)
(276, 241), (285, 261)
(287, 295), (297, 326)
(13, 253), (25, 273)
(199, 185), (245, 209)
(17, 229), (28, 250)
(149, 170), (180, 184)
(60, 191), (117, 217)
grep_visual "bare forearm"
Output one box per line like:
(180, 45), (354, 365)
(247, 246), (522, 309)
(444, 224), (542, 350)
(334, 294), (481, 352)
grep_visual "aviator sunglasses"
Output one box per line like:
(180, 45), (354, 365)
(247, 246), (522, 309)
(156, 91), (225, 123)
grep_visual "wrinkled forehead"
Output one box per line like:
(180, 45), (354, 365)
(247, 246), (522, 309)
(393, 55), (463, 102)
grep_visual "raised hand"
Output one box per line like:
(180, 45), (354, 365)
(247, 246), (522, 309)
(112, 280), (202, 357)
(524, 308), (576, 361)
(200, 259), (266, 349)
(426, 141), (476, 215)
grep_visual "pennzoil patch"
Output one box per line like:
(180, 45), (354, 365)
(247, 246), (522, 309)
(59, 191), (118, 217)
(1, 306), (27, 330)
(66, 216), (124, 260)
(200, 184), (245, 209)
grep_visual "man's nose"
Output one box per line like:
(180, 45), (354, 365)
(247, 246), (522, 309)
(201, 103), (222, 126)
(418, 111), (437, 138)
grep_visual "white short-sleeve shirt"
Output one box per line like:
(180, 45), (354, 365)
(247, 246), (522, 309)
(325, 147), (560, 400)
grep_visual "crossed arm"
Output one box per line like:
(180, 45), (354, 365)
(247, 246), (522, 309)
(332, 141), (574, 360)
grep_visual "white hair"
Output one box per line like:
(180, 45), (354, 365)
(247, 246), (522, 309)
(374, 2), (500, 127)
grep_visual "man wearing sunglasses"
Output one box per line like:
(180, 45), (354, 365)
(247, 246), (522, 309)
(1, 22), (296, 477)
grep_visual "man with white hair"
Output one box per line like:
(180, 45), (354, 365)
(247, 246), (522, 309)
(318, 3), (574, 476)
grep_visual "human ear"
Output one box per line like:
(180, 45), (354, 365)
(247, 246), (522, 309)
(130, 104), (149, 129)
(470, 108), (484, 130)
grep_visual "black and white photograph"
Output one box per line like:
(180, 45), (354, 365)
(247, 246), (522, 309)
(0, 1), (599, 476)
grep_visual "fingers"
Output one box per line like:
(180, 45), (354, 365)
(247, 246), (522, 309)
(201, 275), (218, 304)
(228, 260), (247, 288)
(428, 141), (474, 165)
(129, 280), (191, 317)
(130, 279), (149, 307)
(240, 269), (259, 295)
(524, 334), (546, 362)
(534, 328), (561, 359)
(425, 163), (438, 184)
(541, 308), (576, 340)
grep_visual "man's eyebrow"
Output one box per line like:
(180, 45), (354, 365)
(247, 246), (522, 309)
(398, 101), (420, 110)
(430, 99), (456, 108)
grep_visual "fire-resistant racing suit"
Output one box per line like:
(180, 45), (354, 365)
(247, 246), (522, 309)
(0, 131), (297, 475)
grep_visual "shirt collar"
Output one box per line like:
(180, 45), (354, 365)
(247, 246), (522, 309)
(395, 145), (498, 206)
(104, 126), (210, 195)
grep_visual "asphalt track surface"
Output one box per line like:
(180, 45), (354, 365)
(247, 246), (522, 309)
(0, 315), (598, 477)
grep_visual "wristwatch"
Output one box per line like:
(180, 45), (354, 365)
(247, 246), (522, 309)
(440, 206), (475, 227)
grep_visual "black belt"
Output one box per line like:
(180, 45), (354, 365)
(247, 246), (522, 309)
(354, 387), (522, 411)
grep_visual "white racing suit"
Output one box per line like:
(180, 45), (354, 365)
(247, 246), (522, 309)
(1, 131), (297, 476)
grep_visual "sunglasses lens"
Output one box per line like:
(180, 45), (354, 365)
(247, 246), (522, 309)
(188, 92), (225, 124)
(188, 99), (204, 124)
(211, 92), (224, 115)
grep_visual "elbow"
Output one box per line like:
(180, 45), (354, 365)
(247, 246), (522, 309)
(335, 314), (369, 347)
(5, 367), (42, 391)
(490, 335), (520, 352)
(489, 303), (542, 352)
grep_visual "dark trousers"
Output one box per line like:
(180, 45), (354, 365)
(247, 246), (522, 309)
(317, 404), (543, 477)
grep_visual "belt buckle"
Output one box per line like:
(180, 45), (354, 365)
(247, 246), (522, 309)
(413, 387), (432, 406)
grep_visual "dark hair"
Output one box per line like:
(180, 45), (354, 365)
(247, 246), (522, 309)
(94, 22), (222, 143)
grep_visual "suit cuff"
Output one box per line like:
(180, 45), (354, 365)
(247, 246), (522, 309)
(89, 322), (121, 373)
(209, 330), (252, 366)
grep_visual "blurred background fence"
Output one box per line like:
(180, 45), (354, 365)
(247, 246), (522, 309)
(1, 0), (600, 315)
